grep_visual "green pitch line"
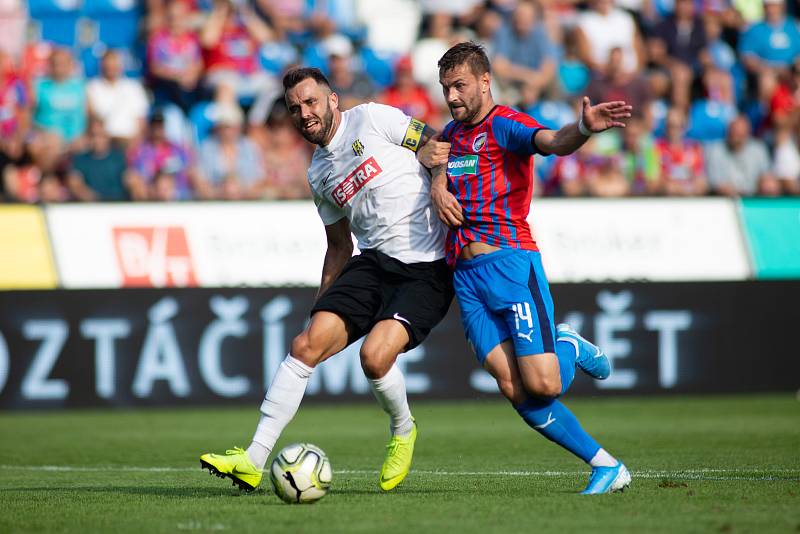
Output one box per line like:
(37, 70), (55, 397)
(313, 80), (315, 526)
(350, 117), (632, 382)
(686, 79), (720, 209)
(0, 395), (798, 534)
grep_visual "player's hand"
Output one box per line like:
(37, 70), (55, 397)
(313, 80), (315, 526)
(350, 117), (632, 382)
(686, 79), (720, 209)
(581, 97), (633, 133)
(431, 184), (464, 228)
(417, 135), (451, 169)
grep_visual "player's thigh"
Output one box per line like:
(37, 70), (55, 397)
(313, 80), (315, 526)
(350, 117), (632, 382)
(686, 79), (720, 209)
(360, 319), (410, 378)
(491, 251), (556, 358)
(453, 267), (509, 363)
(292, 311), (351, 366)
(482, 340), (527, 405)
(311, 251), (385, 346)
(377, 259), (454, 352)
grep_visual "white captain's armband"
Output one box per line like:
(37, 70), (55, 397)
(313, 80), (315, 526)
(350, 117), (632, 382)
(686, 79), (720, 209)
(401, 118), (426, 152)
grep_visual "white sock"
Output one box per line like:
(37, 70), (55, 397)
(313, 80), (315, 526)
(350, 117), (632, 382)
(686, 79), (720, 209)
(246, 354), (314, 470)
(589, 448), (619, 468)
(368, 364), (414, 437)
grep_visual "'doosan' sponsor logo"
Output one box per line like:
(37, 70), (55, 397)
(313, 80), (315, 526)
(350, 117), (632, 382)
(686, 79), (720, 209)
(112, 227), (198, 288)
(332, 156), (383, 207)
(447, 155), (479, 176)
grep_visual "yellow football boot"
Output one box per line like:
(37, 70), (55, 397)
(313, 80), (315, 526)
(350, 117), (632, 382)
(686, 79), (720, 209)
(379, 419), (417, 491)
(200, 447), (262, 491)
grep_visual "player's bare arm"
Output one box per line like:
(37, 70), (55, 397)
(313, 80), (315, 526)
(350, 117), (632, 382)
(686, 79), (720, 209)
(317, 217), (353, 300)
(534, 97), (633, 156)
(430, 167), (464, 229)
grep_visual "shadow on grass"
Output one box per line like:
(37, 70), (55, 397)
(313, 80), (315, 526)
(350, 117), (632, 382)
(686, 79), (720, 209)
(1, 485), (466, 499)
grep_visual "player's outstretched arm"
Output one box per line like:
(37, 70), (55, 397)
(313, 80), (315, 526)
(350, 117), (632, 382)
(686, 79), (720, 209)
(317, 217), (353, 300)
(534, 97), (632, 157)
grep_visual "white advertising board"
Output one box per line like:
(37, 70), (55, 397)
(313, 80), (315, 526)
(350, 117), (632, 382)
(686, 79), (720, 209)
(530, 198), (751, 282)
(46, 199), (752, 288)
(46, 202), (329, 288)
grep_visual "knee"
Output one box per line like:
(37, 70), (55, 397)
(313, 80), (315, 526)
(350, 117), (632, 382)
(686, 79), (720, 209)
(290, 332), (323, 368)
(497, 378), (527, 405)
(359, 343), (397, 380)
(523, 374), (562, 399)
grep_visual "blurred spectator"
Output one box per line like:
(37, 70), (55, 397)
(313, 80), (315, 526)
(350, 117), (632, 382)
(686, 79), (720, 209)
(254, 101), (311, 199)
(254, 0), (307, 37)
(769, 62), (800, 128)
(3, 150), (68, 203)
(32, 48), (86, 148)
(0, 50), (28, 162)
(87, 50), (149, 144)
(151, 169), (180, 201)
(147, 0), (206, 113)
(0, 0), (25, 59)
(355, 0), (422, 55)
(687, 68), (738, 140)
(656, 108), (709, 196)
(380, 56), (437, 126)
(67, 118), (129, 201)
(305, 0), (362, 40)
(411, 12), (454, 104)
(548, 140), (599, 197)
(200, 0), (280, 107)
(2, 150), (39, 202)
(706, 115), (780, 196)
(586, 154), (630, 197)
(559, 28), (590, 96)
(773, 126), (800, 193)
(127, 110), (208, 200)
(198, 103), (264, 199)
(323, 34), (376, 110)
(575, 0), (645, 75)
(618, 119), (661, 195)
(586, 48), (650, 119)
(739, 0), (800, 102)
(492, 1), (559, 100)
(648, 0), (707, 110)
(473, 6), (503, 57)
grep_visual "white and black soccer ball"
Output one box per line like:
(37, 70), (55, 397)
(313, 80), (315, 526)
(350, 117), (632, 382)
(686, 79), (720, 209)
(270, 443), (332, 504)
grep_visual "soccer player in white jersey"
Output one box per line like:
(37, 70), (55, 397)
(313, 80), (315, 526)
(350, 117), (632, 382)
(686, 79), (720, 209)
(200, 67), (453, 492)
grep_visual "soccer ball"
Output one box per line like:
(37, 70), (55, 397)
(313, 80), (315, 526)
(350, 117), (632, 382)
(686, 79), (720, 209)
(269, 443), (332, 504)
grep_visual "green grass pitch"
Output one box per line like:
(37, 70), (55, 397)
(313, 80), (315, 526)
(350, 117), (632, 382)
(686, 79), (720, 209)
(1, 395), (798, 533)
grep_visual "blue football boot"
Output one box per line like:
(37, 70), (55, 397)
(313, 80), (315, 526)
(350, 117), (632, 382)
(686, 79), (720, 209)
(581, 463), (631, 495)
(557, 323), (611, 380)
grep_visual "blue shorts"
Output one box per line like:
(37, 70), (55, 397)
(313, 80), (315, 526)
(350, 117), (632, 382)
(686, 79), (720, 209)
(454, 248), (555, 364)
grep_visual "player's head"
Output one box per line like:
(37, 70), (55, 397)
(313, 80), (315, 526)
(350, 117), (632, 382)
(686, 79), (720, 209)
(283, 67), (339, 146)
(438, 42), (492, 124)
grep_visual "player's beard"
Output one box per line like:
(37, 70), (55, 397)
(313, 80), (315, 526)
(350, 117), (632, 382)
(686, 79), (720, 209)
(299, 103), (335, 146)
(449, 90), (483, 125)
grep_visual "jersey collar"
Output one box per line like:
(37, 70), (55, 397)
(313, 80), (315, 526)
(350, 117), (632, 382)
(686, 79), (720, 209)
(461, 105), (498, 131)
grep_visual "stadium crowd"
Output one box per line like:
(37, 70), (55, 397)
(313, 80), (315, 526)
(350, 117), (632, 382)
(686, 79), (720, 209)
(0, 0), (798, 202)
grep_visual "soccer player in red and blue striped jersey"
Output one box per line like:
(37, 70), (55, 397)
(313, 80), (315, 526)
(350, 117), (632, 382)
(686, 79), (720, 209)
(434, 42), (633, 494)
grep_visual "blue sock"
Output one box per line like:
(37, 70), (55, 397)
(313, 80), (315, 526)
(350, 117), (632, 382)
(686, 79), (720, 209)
(555, 338), (577, 395)
(514, 397), (601, 463)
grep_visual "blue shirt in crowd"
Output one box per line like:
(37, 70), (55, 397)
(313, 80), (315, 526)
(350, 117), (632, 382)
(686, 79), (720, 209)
(739, 18), (800, 67)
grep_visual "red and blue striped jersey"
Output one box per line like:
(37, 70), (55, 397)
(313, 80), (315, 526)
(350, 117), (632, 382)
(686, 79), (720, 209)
(441, 105), (544, 266)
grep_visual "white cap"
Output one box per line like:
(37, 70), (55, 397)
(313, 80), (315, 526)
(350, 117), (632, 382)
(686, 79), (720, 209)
(321, 34), (353, 58)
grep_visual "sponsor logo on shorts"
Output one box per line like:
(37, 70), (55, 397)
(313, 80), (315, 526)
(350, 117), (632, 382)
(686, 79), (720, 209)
(332, 156), (383, 207)
(472, 132), (487, 152)
(447, 155), (479, 177)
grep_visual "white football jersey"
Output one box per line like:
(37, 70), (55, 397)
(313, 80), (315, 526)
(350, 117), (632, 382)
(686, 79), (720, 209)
(308, 103), (446, 263)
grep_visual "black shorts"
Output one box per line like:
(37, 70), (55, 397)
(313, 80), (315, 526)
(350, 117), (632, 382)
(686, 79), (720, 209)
(310, 249), (454, 351)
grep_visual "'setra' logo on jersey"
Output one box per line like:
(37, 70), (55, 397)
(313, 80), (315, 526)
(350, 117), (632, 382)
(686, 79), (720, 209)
(351, 138), (365, 156)
(472, 132), (487, 152)
(332, 156), (383, 207)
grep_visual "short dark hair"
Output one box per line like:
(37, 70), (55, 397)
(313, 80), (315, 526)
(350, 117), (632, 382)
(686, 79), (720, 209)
(282, 67), (331, 92)
(438, 42), (491, 77)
